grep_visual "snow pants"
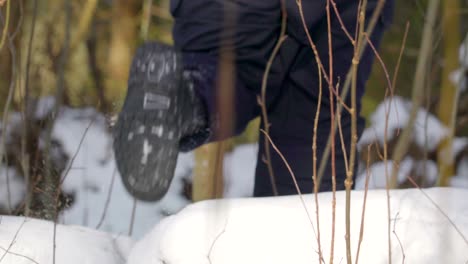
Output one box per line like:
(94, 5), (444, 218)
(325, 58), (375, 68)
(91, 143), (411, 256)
(171, 0), (394, 196)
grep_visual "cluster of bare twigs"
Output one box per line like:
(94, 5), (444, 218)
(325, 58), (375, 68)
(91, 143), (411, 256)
(258, 0), (468, 264)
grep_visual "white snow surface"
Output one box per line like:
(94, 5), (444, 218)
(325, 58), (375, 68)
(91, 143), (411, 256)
(222, 144), (257, 198)
(453, 137), (468, 157)
(0, 168), (25, 211)
(34, 96), (56, 120)
(450, 69), (466, 92)
(0, 216), (134, 264)
(453, 35), (467, 92)
(452, 157), (468, 187)
(359, 96), (447, 152)
(127, 188), (468, 264)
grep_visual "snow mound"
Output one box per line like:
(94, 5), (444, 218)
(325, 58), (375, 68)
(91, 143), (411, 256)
(127, 188), (468, 264)
(0, 216), (134, 264)
(359, 96), (447, 152)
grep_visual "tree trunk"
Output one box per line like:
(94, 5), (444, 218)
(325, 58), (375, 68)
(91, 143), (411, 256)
(192, 143), (225, 202)
(437, 0), (461, 186)
(106, 0), (140, 108)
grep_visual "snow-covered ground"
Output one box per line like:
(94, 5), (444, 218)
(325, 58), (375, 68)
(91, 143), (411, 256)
(0, 216), (133, 264)
(2, 188), (468, 264)
(128, 188), (468, 264)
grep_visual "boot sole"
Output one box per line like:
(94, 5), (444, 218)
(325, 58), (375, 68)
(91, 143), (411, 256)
(113, 42), (184, 201)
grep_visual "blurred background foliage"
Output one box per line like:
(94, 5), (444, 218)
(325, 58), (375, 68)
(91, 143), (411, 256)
(0, 0), (467, 139)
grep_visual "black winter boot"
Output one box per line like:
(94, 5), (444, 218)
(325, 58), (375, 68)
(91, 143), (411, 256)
(113, 42), (211, 201)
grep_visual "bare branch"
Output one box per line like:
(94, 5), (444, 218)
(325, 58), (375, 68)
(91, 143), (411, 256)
(0, 0), (10, 49)
(407, 176), (468, 246)
(207, 220), (229, 264)
(128, 198), (137, 236)
(258, 0), (288, 196)
(96, 166), (118, 229)
(355, 144), (373, 264)
(0, 246), (39, 264)
(261, 129), (322, 260)
(392, 212), (406, 264)
(389, 0), (438, 189)
(0, 218), (26, 262)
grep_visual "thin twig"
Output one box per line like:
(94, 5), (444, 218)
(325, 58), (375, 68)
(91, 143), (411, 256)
(337, 97), (350, 174)
(0, 218), (26, 262)
(5, 166), (11, 214)
(373, 17), (410, 264)
(207, 220), (229, 264)
(128, 198), (137, 236)
(380, 14), (411, 264)
(261, 130), (321, 257)
(364, 33), (393, 96)
(59, 117), (96, 185)
(311, 29), (325, 264)
(389, 0), (438, 188)
(392, 212), (406, 264)
(0, 246), (39, 264)
(355, 144), (373, 264)
(330, 0), (356, 45)
(297, 0), (352, 112)
(345, 1), (368, 262)
(325, 0), (337, 263)
(258, 0), (288, 196)
(391, 22), (410, 101)
(296, 0), (331, 86)
(317, 0), (387, 190)
(407, 176), (468, 246)
(96, 166), (117, 229)
(52, 3), (73, 263)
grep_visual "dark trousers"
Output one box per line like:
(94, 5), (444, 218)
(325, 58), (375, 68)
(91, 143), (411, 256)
(171, 0), (394, 196)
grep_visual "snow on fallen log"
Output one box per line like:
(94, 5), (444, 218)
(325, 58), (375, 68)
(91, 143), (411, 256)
(0, 216), (134, 264)
(127, 188), (468, 264)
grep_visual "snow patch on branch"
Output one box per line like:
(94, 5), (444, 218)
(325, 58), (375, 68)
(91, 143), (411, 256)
(360, 96), (447, 152)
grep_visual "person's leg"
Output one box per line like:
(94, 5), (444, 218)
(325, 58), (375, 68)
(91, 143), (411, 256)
(254, 0), (394, 196)
(171, 0), (284, 142)
(114, 0), (284, 201)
